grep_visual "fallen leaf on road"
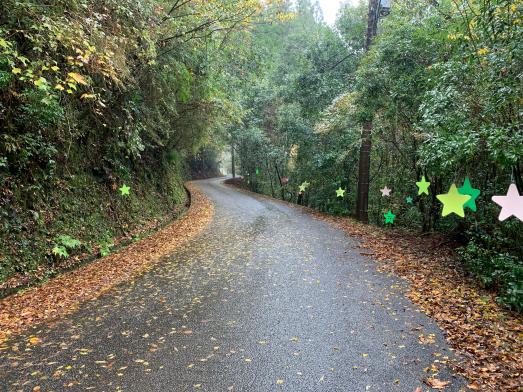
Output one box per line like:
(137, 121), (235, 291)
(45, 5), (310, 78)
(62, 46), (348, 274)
(425, 377), (450, 389)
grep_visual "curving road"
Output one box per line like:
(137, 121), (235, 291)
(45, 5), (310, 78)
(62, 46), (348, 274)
(0, 178), (465, 391)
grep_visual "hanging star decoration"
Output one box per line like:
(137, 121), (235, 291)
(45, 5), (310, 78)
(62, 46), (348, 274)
(336, 187), (346, 198)
(384, 210), (396, 224)
(458, 177), (481, 212)
(492, 184), (523, 222)
(380, 186), (392, 197)
(119, 184), (130, 196)
(406, 196), (413, 205)
(436, 184), (471, 217)
(299, 181), (310, 193)
(416, 176), (431, 195)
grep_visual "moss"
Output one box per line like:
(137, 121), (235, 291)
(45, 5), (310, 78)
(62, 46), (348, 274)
(0, 161), (187, 285)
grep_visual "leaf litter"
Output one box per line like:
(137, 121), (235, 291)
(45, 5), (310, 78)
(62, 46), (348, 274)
(0, 182), (214, 344)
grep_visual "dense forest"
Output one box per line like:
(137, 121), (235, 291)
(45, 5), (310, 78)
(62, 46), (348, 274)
(0, 0), (289, 289)
(229, 0), (522, 310)
(1, 0), (522, 311)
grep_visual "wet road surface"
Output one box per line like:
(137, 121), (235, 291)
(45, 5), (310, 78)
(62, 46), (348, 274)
(0, 178), (465, 391)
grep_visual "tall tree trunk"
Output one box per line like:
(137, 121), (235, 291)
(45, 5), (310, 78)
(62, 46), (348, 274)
(355, 0), (379, 223)
(231, 144), (235, 178)
(356, 122), (372, 223)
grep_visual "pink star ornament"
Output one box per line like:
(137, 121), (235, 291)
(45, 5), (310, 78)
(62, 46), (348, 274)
(380, 186), (392, 197)
(492, 184), (523, 222)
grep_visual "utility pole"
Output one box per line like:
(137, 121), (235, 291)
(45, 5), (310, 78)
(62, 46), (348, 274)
(355, 0), (388, 223)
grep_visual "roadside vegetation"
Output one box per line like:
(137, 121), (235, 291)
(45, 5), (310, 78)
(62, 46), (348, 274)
(230, 0), (522, 311)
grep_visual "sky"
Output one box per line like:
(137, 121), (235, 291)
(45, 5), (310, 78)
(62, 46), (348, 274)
(319, 0), (359, 25)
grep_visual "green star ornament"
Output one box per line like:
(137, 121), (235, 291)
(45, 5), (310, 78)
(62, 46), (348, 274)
(436, 184), (471, 218)
(458, 177), (480, 212)
(406, 196), (413, 205)
(256, 167), (260, 175)
(119, 184), (130, 196)
(416, 176), (431, 195)
(384, 210), (396, 224)
(336, 187), (346, 198)
(299, 181), (310, 193)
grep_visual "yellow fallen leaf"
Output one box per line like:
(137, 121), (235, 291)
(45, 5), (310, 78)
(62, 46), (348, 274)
(276, 379), (284, 385)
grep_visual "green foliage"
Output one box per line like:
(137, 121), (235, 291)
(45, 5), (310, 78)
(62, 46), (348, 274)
(230, 0), (522, 310)
(1, 0), (284, 284)
(52, 246), (69, 258)
(98, 238), (114, 257)
(459, 225), (523, 311)
(57, 235), (81, 250)
(52, 235), (81, 259)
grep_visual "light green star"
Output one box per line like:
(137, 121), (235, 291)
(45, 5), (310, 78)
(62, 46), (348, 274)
(436, 184), (471, 217)
(384, 210), (396, 224)
(458, 177), (480, 212)
(336, 187), (345, 198)
(256, 168), (260, 175)
(119, 184), (130, 196)
(299, 181), (310, 193)
(416, 176), (431, 195)
(406, 196), (413, 204)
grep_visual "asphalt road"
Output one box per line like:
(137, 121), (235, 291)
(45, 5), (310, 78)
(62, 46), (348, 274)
(0, 178), (465, 391)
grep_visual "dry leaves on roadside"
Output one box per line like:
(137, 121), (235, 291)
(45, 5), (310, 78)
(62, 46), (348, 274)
(317, 214), (523, 392)
(0, 182), (214, 344)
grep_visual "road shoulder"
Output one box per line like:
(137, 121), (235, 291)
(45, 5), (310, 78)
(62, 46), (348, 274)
(0, 182), (214, 344)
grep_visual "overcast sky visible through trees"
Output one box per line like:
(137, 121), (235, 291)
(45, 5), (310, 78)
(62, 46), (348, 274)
(319, 0), (360, 25)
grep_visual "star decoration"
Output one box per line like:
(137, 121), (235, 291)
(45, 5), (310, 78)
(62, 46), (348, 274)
(436, 184), (471, 217)
(406, 196), (413, 205)
(336, 187), (346, 198)
(256, 168), (260, 175)
(119, 184), (130, 196)
(416, 176), (431, 195)
(492, 184), (523, 222)
(299, 181), (310, 193)
(384, 210), (396, 224)
(380, 186), (392, 197)
(458, 177), (480, 212)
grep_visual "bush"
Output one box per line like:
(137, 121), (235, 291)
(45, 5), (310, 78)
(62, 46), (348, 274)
(459, 228), (523, 312)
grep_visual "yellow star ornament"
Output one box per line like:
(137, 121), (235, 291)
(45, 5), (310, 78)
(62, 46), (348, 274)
(336, 187), (346, 198)
(436, 184), (471, 218)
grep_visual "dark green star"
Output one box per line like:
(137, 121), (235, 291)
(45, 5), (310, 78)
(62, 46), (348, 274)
(458, 177), (480, 212)
(384, 210), (396, 224)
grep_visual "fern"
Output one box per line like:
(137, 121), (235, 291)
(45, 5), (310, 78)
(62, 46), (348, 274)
(57, 235), (81, 249)
(52, 245), (69, 258)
